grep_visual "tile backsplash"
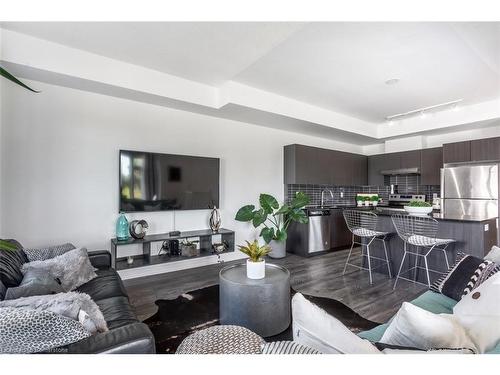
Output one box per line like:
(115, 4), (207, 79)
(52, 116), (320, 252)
(286, 181), (440, 207)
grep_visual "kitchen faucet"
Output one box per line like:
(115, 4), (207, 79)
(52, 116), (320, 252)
(321, 189), (334, 208)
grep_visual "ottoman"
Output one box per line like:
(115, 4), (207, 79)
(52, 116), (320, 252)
(176, 325), (264, 354)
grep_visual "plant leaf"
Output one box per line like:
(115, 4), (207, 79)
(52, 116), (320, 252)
(259, 193), (279, 214)
(260, 227), (275, 244)
(252, 209), (267, 228)
(290, 191), (310, 209)
(235, 205), (255, 221)
(0, 239), (17, 252)
(274, 203), (290, 215)
(275, 229), (287, 242)
(288, 208), (309, 224)
(0, 66), (40, 93)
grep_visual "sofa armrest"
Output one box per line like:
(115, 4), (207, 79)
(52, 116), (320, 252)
(65, 322), (155, 354)
(88, 250), (111, 270)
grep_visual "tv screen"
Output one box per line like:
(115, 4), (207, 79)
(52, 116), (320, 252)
(119, 150), (219, 212)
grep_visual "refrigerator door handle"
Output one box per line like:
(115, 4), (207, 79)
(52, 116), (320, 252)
(440, 168), (444, 210)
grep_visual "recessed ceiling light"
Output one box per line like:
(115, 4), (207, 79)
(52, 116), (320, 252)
(385, 78), (400, 85)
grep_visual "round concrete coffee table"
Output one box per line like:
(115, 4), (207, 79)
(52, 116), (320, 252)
(219, 263), (291, 337)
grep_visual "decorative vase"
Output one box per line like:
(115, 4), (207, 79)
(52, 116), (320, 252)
(372, 201), (378, 207)
(357, 201), (363, 207)
(246, 258), (265, 279)
(209, 206), (221, 232)
(364, 201), (370, 207)
(268, 240), (286, 259)
(127, 256), (134, 265)
(116, 212), (130, 241)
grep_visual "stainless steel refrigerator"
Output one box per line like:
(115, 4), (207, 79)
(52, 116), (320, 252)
(441, 162), (499, 241)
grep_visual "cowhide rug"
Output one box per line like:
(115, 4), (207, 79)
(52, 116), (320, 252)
(143, 285), (379, 354)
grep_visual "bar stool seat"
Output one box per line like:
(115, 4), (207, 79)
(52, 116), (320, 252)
(352, 228), (389, 238)
(407, 235), (455, 247)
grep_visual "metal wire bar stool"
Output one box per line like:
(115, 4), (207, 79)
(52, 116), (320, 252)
(391, 214), (454, 289)
(342, 210), (392, 285)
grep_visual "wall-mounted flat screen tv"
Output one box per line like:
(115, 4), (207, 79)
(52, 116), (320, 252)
(119, 150), (219, 212)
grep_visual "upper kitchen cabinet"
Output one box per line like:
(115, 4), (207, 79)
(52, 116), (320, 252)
(368, 154), (389, 186)
(284, 144), (367, 185)
(471, 137), (500, 162)
(420, 147), (443, 185)
(398, 150), (421, 168)
(367, 150), (421, 185)
(284, 144), (330, 185)
(443, 141), (471, 164)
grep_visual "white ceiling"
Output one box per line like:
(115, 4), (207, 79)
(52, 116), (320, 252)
(0, 22), (305, 85)
(1, 21), (499, 129)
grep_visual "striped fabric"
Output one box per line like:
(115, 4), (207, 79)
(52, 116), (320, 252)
(431, 253), (500, 300)
(261, 341), (321, 354)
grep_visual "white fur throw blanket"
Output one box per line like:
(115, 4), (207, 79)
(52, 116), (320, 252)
(0, 291), (108, 334)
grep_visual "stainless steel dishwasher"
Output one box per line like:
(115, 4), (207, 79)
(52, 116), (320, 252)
(286, 208), (331, 256)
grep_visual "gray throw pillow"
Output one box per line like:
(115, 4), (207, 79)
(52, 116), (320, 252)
(21, 248), (97, 292)
(5, 268), (63, 300)
(24, 243), (76, 262)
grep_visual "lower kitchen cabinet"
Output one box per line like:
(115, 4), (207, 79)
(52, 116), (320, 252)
(330, 209), (352, 249)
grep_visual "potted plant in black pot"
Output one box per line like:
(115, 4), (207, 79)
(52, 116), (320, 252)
(235, 192), (310, 258)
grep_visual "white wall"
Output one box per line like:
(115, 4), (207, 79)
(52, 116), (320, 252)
(0, 79), (362, 278)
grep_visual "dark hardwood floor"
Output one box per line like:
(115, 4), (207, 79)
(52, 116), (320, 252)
(124, 247), (427, 324)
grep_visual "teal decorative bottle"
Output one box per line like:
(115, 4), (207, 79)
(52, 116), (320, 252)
(116, 212), (130, 241)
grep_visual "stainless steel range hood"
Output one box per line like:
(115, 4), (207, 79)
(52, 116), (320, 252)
(380, 167), (420, 176)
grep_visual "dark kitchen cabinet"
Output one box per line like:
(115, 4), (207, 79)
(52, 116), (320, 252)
(471, 137), (500, 162)
(367, 154), (386, 186)
(330, 209), (352, 249)
(367, 150), (420, 186)
(284, 144), (329, 185)
(351, 154), (368, 186)
(443, 141), (471, 164)
(398, 150), (421, 168)
(420, 147), (443, 185)
(284, 144), (367, 185)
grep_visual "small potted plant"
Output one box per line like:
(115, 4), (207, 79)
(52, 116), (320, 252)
(238, 240), (271, 279)
(180, 239), (200, 257)
(370, 195), (379, 207)
(404, 200), (433, 216)
(356, 195), (364, 207)
(364, 196), (371, 207)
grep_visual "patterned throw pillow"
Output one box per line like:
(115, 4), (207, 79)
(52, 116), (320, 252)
(24, 243), (76, 262)
(261, 341), (321, 354)
(431, 253), (500, 301)
(0, 307), (90, 353)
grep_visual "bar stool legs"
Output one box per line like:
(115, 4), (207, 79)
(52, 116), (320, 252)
(343, 235), (392, 285)
(393, 243), (453, 289)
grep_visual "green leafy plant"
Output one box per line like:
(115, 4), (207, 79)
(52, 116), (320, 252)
(356, 195), (364, 202)
(237, 240), (271, 262)
(364, 196), (371, 201)
(408, 200), (432, 207)
(0, 66), (39, 93)
(370, 195), (379, 202)
(235, 192), (310, 244)
(0, 239), (17, 252)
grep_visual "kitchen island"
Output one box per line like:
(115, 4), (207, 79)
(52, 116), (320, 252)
(352, 207), (498, 284)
